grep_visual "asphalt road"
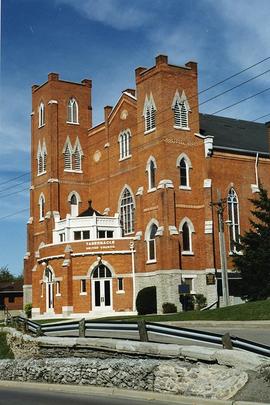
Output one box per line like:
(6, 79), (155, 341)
(0, 386), (188, 405)
(197, 327), (270, 346)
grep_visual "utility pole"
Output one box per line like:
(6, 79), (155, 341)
(210, 190), (230, 307)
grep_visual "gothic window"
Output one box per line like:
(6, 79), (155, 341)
(172, 90), (190, 129)
(146, 156), (157, 191)
(38, 102), (45, 127)
(227, 188), (240, 252)
(64, 144), (72, 170)
(176, 154), (192, 189)
(180, 218), (194, 254)
(63, 137), (83, 172)
(39, 194), (45, 220)
(143, 94), (156, 132)
(119, 130), (131, 160)
(146, 221), (158, 262)
(67, 98), (79, 124)
(69, 192), (80, 217)
(37, 141), (47, 175)
(119, 187), (135, 235)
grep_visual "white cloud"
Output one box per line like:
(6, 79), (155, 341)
(57, 0), (154, 30)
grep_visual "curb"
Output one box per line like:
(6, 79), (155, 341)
(0, 380), (268, 405)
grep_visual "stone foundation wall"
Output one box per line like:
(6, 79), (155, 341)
(0, 357), (248, 400)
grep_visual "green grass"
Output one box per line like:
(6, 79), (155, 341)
(0, 333), (14, 359)
(93, 300), (270, 322)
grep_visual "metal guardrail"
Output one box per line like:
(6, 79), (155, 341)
(10, 315), (270, 358)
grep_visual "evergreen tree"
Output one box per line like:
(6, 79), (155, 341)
(233, 186), (270, 301)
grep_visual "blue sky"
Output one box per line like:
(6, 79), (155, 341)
(1, 0), (270, 276)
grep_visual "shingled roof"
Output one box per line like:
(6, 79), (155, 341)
(199, 114), (269, 155)
(78, 200), (103, 217)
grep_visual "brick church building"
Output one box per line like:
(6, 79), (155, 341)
(23, 55), (270, 318)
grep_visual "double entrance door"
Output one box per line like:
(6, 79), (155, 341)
(91, 264), (112, 312)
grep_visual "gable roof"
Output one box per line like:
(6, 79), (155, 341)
(199, 114), (269, 155)
(78, 200), (103, 217)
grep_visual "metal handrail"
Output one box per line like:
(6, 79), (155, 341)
(11, 315), (270, 358)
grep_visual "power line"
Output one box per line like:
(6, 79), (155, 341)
(253, 112), (270, 122)
(0, 208), (28, 222)
(1, 56), (269, 187)
(0, 172), (29, 187)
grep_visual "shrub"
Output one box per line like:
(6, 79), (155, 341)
(136, 286), (157, 315)
(24, 303), (32, 319)
(162, 302), (177, 314)
(195, 294), (207, 310)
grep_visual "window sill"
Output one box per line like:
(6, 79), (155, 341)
(147, 187), (157, 193)
(146, 259), (157, 264)
(80, 292), (87, 296)
(66, 121), (79, 125)
(37, 172), (46, 177)
(144, 128), (156, 135)
(181, 251), (194, 256)
(116, 290), (125, 295)
(119, 155), (132, 162)
(39, 219), (44, 222)
(38, 124), (45, 129)
(64, 169), (83, 173)
(179, 186), (191, 191)
(174, 125), (190, 131)
(56, 293), (61, 297)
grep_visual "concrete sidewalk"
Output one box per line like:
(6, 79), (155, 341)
(166, 321), (270, 329)
(0, 380), (268, 405)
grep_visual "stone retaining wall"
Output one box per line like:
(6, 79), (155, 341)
(0, 357), (248, 400)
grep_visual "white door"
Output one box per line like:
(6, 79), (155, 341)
(45, 269), (54, 313)
(91, 264), (113, 312)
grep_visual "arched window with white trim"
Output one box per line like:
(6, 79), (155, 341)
(172, 90), (190, 129)
(119, 129), (131, 160)
(63, 137), (73, 170)
(146, 156), (157, 191)
(73, 137), (83, 171)
(143, 94), (156, 133)
(145, 220), (158, 262)
(119, 187), (135, 235)
(67, 98), (79, 124)
(37, 142), (43, 175)
(38, 102), (45, 127)
(227, 188), (240, 252)
(39, 193), (45, 221)
(69, 192), (81, 217)
(176, 154), (192, 189)
(179, 218), (194, 254)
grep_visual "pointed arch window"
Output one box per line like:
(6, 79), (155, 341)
(39, 194), (45, 221)
(38, 102), (45, 128)
(64, 144), (72, 170)
(172, 90), (190, 129)
(143, 94), (156, 133)
(63, 137), (83, 172)
(179, 218), (194, 254)
(119, 187), (135, 235)
(176, 154), (192, 189)
(227, 188), (240, 252)
(146, 156), (157, 191)
(119, 129), (131, 160)
(37, 141), (47, 175)
(147, 223), (158, 262)
(70, 193), (80, 217)
(67, 98), (79, 124)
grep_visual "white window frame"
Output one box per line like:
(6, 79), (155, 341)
(80, 279), (87, 295)
(63, 136), (83, 172)
(117, 277), (125, 293)
(227, 188), (240, 253)
(68, 191), (81, 217)
(182, 275), (197, 294)
(143, 93), (157, 134)
(38, 102), (45, 128)
(73, 137), (83, 172)
(172, 90), (190, 130)
(179, 217), (195, 255)
(56, 281), (61, 296)
(67, 98), (79, 124)
(176, 153), (192, 190)
(146, 156), (157, 192)
(145, 219), (159, 263)
(119, 186), (135, 235)
(119, 129), (131, 161)
(39, 193), (45, 221)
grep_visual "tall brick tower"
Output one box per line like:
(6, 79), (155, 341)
(23, 73), (92, 306)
